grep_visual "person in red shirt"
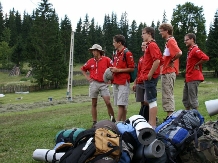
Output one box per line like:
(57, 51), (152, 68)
(183, 33), (209, 110)
(133, 41), (149, 121)
(81, 44), (115, 126)
(110, 34), (135, 121)
(159, 23), (182, 119)
(140, 27), (163, 129)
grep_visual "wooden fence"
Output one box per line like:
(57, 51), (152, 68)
(0, 71), (215, 94)
(0, 79), (89, 94)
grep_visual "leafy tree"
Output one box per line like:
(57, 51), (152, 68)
(171, 2), (206, 70)
(206, 10), (218, 77)
(0, 41), (13, 68)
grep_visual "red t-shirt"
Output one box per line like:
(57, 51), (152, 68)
(112, 47), (135, 85)
(185, 46), (209, 82)
(161, 37), (181, 75)
(139, 41), (163, 81)
(136, 56), (144, 84)
(81, 56), (113, 82)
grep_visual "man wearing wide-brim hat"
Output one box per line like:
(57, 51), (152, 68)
(81, 44), (116, 126)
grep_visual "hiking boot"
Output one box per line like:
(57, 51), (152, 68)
(92, 121), (97, 128)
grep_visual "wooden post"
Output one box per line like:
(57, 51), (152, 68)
(66, 31), (74, 101)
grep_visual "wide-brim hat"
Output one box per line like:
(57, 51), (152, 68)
(89, 44), (105, 55)
(103, 68), (113, 83)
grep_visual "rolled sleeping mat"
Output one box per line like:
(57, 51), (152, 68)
(33, 149), (64, 163)
(127, 115), (156, 145)
(137, 127), (156, 145)
(135, 139), (165, 159)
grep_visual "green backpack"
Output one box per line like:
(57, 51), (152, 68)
(178, 121), (218, 163)
(123, 48), (137, 83)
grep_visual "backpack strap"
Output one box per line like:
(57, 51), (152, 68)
(123, 48), (129, 67)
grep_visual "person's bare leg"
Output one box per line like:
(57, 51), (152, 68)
(117, 105), (125, 121)
(167, 111), (173, 116)
(102, 96), (115, 120)
(122, 107), (127, 121)
(149, 106), (158, 128)
(91, 98), (98, 122)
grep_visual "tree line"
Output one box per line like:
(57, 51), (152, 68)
(0, 0), (217, 88)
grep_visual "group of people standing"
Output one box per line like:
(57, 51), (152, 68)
(81, 23), (209, 129)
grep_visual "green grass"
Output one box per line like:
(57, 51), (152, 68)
(0, 77), (218, 163)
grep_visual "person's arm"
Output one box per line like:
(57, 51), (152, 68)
(171, 51), (182, 62)
(81, 70), (92, 82)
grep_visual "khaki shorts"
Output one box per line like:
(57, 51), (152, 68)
(113, 82), (130, 106)
(161, 73), (176, 112)
(89, 80), (110, 98)
(182, 80), (201, 109)
(135, 83), (147, 102)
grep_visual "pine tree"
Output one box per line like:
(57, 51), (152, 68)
(206, 10), (218, 77)
(28, 0), (67, 88)
(60, 15), (72, 64)
(128, 20), (139, 62)
(0, 2), (5, 41)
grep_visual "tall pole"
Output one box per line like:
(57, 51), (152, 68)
(66, 31), (74, 101)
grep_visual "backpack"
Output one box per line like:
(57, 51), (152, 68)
(123, 48), (137, 83)
(55, 128), (86, 145)
(116, 122), (140, 163)
(60, 120), (122, 163)
(178, 120), (218, 163)
(155, 109), (204, 162)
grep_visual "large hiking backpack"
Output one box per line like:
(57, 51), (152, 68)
(178, 120), (218, 163)
(59, 120), (122, 163)
(116, 122), (139, 163)
(155, 109), (204, 162)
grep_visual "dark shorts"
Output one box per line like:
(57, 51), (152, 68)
(144, 77), (159, 103)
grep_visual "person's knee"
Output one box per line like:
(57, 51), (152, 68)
(149, 101), (157, 108)
(92, 101), (97, 107)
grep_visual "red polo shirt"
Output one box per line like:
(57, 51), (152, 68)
(161, 37), (181, 75)
(112, 47), (135, 85)
(136, 56), (144, 84)
(185, 46), (209, 82)
(81, 56), (113, 82)
(139, 41), (163, 81)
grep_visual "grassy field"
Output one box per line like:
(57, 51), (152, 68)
(0, 76), (218, 163)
